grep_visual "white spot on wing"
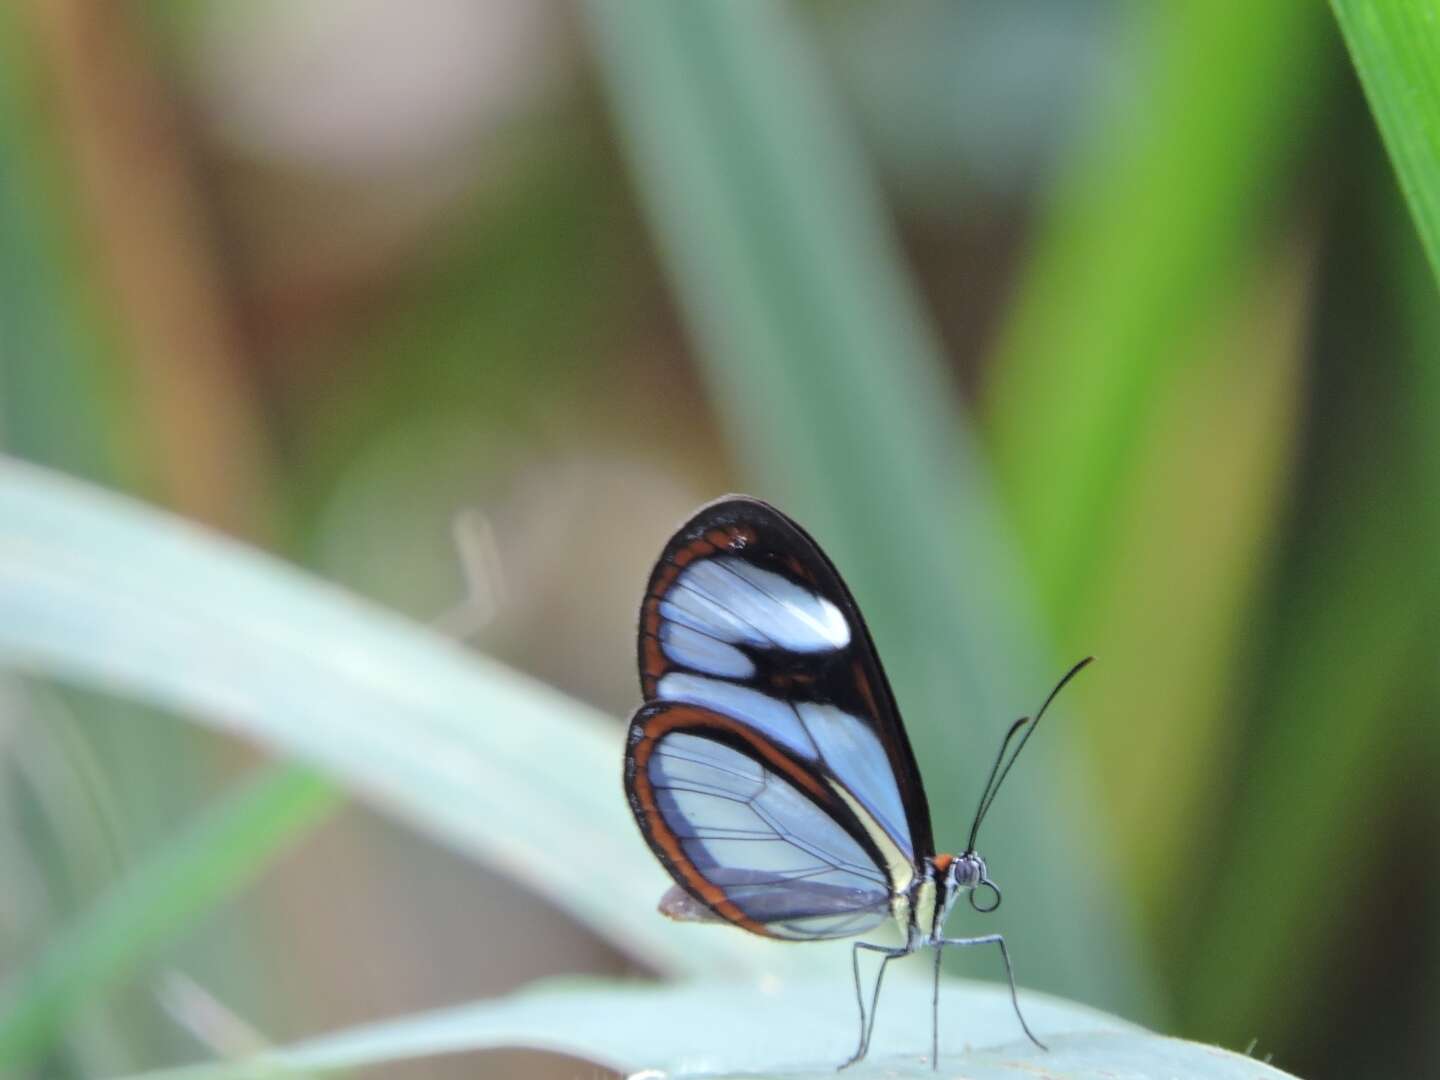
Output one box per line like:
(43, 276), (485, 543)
(668, 557), (851, 653)
(717, 558), (850, 649)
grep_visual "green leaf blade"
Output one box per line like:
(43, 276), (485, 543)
(1333, 0), (1440, 288)
(984, 0), (1330, 628)
(114, 977), (1293, 1080)
(0, 457), (778, 981)
(0, 766), (338, 1067)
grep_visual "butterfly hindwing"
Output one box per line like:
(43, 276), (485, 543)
(625, 701), (892, 940)
(628, 496), (934, 937)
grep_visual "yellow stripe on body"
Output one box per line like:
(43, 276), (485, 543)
(911, 878), (937, 942)
(828, 781), (915, 932)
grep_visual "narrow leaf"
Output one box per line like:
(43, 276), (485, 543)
(115, 976), (1292, 1080)
(0, 457), (781, 979)
(984, 0), (1329, 629)
(1333, 0), (1440, 287)
(0, 766), (338, 1067)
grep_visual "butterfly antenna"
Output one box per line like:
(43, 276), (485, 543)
(965, 657), (1094, 853)
(965, 716), (1029, 854)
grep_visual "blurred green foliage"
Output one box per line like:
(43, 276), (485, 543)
(0, 1), (1436, 1077)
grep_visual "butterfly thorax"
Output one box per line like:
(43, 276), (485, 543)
(903, 852), (987, 946)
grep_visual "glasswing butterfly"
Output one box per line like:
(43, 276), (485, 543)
(623, 495), (1090, 1069)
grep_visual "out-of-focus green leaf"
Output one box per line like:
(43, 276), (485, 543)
(1053, 246), (1308, 917)
(976, 0), (1332, 1030)
(1178, 180), (1440, 1047)
(1179, 437), (1436, 1046)
(1332, 0), (1440, 288)
(0, 458), (786, 981)
(117, 976), (1291, 1080)
(584, 0), (1150, 1018)
(984, 0), (1330, 632)
(0, 766), (338, 1068)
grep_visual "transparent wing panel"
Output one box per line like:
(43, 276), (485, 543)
(648, 732), (891, 940)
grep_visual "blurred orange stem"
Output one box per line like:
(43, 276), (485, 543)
(19, 0), (270, 536)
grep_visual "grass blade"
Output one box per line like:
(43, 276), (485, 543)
(0, 766), (338, 1068)
(984, 0), (1330, 629)
(112, 976), (1296, 1080)
(1332, 0), (1440, 287)
(0, 457), (782, 981)
(1051, 246), (1308, 917)
(1177, 184), (1440, 1047)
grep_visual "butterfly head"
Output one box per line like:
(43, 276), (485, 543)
(941, 851), (1000, 916)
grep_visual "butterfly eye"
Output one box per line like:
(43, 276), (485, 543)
(949, 852), (983, 887)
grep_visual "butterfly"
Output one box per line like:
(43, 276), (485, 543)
(623, 495), (1091, 1069)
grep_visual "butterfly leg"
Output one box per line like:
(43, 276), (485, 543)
(930, 939), (943, 1069)
(934, 933), (1047, 1053)
(838, 940), (911, 1071)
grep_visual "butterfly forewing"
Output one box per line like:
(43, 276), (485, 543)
(625, 496), (934, 939)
